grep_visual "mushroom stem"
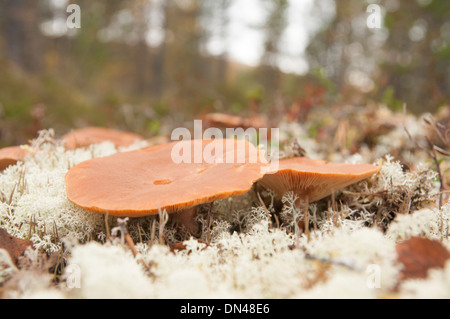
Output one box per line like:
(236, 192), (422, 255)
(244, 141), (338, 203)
(177, 207), (200, 236)
(292, 195), (309, 238)
(158, 206), (169, 245)
(303, 196), (310, 239)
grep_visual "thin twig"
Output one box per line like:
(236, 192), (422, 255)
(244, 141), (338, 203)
(105, 212), (110, 243)
(424, 114), (450, 148)
(426, 136), (445, 209)
(137, 222), (143, 245)
(206, 204), (213, 244)
(305, 254), (363, 272)
(53, 220), (59, 244)
(257, 192), (273, 229)
(403, 104), (446, 208)
(114, 218), (151, 271)
(273, 213), (280, 229)
(303, 197), (310, 240)
(150, 217), (156, 247)
(434, 145), (450, 157)
(403, 104), (433, 158)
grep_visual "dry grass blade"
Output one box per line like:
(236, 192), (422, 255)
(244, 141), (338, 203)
(257, 192), (273, 228)
(158, 204), (168, 245)
(113, 218), (151, 272)
(104, 212), (110, 243)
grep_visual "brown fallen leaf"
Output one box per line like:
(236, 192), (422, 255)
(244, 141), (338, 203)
(163, 235), (209, 254)
(0, 229), (33, 266)
(396, 237), (450, 281)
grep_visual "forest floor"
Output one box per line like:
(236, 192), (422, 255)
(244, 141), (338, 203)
(1, 104), (450, 299)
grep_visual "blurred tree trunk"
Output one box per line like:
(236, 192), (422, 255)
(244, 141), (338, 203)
(381, 0), (450, 113)
(306, 1), (367, 91)
(150, 0), (169, 98)
(215, 0), (231, 83)
(3, 0), (43, 73)
(189, 1), (208, 82)
(134, 0), (150, 95)
(164, 0), (208, 111)
(259, 0), (288, 95)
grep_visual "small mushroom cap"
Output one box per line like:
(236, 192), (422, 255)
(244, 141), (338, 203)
(0, 146), (26, 172)
(204, 113), (246, 128)
(259, 157), (381, 202)
(62, 127), (144, 150)
(203, 113), (268, 130)
(65, 139), (268, 217)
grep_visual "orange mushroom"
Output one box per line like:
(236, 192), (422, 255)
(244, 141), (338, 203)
(259, 157), (381, 234)
(203, 112), (268, 130)
(65, 139), (268, 234)
(260, 157), (380, 202)
(62, 127), (144, 150)
(203, 113), (245, 129)
(0, 146), (26, 172)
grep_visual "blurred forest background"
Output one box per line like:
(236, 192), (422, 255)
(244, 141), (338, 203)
(0, 0), (449, 147)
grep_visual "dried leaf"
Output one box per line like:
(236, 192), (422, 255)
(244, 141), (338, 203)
(0, 229), (33, 266)
(396, 237), (450, 281)
(168, 239), (209, 254)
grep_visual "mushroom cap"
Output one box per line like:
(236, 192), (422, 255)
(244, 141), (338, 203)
(62, 127), (144, 150)
(259, 157), (381, 202)
(0, 146), (26, 172)
(65, 139), (268, 217)
(204, 113), (245, 128)
(203, 113), (268, 130)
